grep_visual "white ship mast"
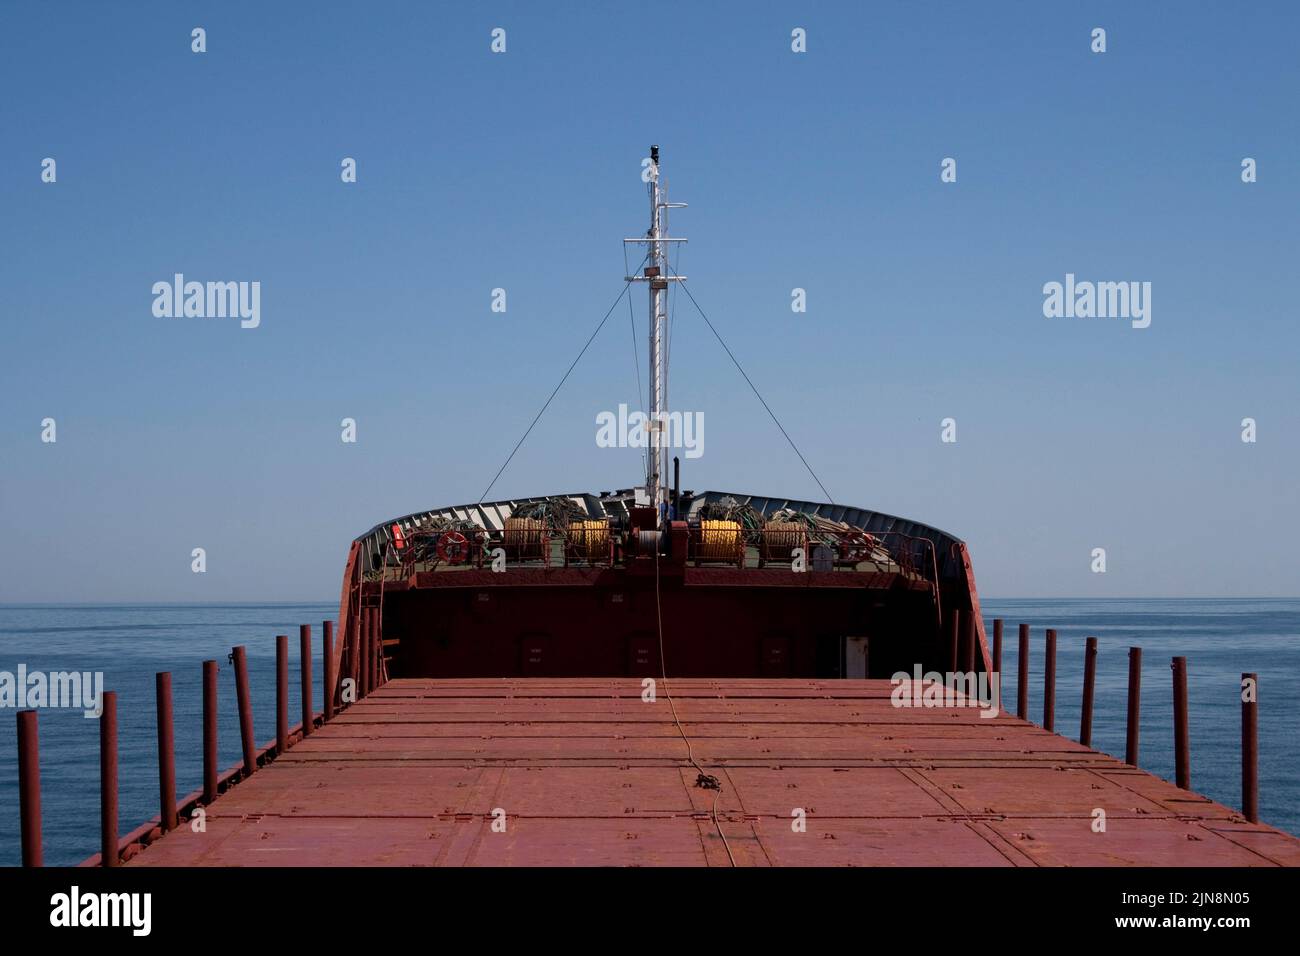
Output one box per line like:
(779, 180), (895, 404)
(625, 144), (687, 512)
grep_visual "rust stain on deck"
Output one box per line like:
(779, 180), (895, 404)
(128, 679), (1300, 867)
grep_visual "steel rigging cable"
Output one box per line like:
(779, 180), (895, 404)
(624, 241), (649, 481)
(476, 252), (650, 506)
(677, 279), (836, 505)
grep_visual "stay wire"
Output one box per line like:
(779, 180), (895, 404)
(476, 253), (649, 506)
(664, 239), (682, 418)
(624, 242), (649, 481)
(677, 280), (835, 505)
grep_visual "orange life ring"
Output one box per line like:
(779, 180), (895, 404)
(436, 531), (469, 564)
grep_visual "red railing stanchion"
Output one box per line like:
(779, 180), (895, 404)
(371, 610), (381, 691)
(203, 660), (218, 803)
(323, 620), (335, 721)
(17, 710), (42, 867)
(1043, 629), (1057, 732)
(1080, 637), (1098, 747)
(991, 619), (1003, 710)
(360, 609), (371, 699)
(1172, 656), (1190, 790)
(301, 624), (314, 735)
(1126, 647), (1142, 766)
(100, 690), (118, 867)
(232, 645), (256, 776)
(156, 672), (177, 832)
(1017, 624), (1030, 720)
(276, 635), (289, 754)
(1241, 672), (1258, 823)
(341, 608), (354, 702)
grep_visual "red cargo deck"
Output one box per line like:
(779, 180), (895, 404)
(128, 678), (1300, 867)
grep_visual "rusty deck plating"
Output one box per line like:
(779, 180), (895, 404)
(128, 678), (1300, 867)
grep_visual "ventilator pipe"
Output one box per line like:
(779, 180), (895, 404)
(673, 456), (681, 523)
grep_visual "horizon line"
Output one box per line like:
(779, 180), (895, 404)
(2, 596), (1299, 608)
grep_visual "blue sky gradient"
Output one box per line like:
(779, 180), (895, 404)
(2, 1), (1297, 600)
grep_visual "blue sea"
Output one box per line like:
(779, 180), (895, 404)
(0, 599), (1296, 866)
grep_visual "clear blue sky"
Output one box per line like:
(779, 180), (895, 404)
(2, 1), (1297, 601)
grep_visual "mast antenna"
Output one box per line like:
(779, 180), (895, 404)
(624, 145), (687, 514)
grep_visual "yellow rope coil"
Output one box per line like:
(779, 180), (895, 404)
(567, 519), (610, 560)
(761, 520), (807, 562)
(697, 520), (743, 561)
(504, 517), (546, 557)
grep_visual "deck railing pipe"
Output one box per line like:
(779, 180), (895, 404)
(1241, 672), (1258, 823)
(301, 624), (314, 736)
(276, 635), (289, 753)
(1172, 656), (1190, 790)
(155, 672), (178, 832)
(233, 646), (257, 776)
(323, 621), (335, 721)
(360, 609), (371, 698)
(17, 710), (42, 867)
(99, 691), (118, 867)
(1043, 629), (1057, 731)
(202, 660), (219, 802)
(1125, 647), (1142, 765)
(1080, 637), (1098, 746)
(1017, 624), (1030, 720)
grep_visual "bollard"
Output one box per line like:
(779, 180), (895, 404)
(156, 672), (177, 832)
(323, 620), (335, 721)
(203, 660), (218, 803)
(100, 690), (118, 867)
(301, 624), (314, 736)
(17, 710), (42, 867)
(276, 635), (289, 754)
(948, 609), (960, 674)
(1125, 647), (1142, 765)
(962, 611), (976, 675)
(1080, 637), (1098, 747)
(992, 619), (1003, 710)
(1043, 629), (1057, 731)
(1017, 623), (1029, 720)
(1172, 656), (1190, 790)
(1241, 673), (1258, 823)
(232, 645), (256, 776)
